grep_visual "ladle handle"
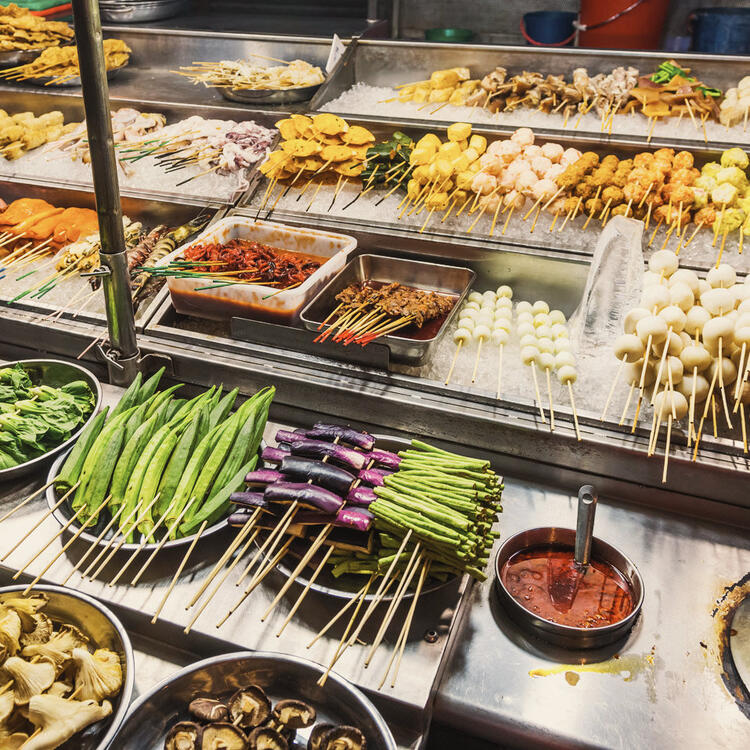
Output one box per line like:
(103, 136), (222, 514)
(575, 484), (597, 566)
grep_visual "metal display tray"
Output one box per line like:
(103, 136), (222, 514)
(300, 254), (474, 365)
(313, 38), (750, 150)
(0, 178), (226, 329)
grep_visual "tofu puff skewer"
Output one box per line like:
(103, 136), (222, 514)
(0, 110), (80, 160)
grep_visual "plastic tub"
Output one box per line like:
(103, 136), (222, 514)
(521, 11), (577, 47)
(165, 217), (357, 323)
(690, 8), (750, 54)
(579, 0), (669, 50)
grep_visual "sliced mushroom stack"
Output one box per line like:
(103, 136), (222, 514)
(164, 683), (367, 750)
(0, 591), (123, 749)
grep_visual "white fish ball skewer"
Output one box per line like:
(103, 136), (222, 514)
(602, 334), (645, 421)
(493, 328), (509, 399)
(557, 365), (581, 440)
(471, 324), (491, 384)
(521, 344), (546, 423)
(445, 327), (471, 385)
(537, 351), (556, 431)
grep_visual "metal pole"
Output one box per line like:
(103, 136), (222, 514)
(71, 0), (139, 385)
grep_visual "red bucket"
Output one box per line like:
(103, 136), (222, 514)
(579, 0), (670, 50)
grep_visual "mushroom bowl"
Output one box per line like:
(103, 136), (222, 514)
(110, 651), (396, 750)
(0, 584), (134, 749)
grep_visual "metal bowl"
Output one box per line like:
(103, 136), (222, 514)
(0, 584), (134, 749)
(0, 359), (102, 482)
(272, 434), (460, 601)
(19, 64), (125, 88)
(494, 526), (645, 649)
(45, 446), (240, 555)
(0, 47), (47, 69)
(111, 650), (396, 749)
(221, 81), (323, 105)
(99, 0), (190, 23)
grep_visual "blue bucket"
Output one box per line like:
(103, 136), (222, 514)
(690, 8), (750, 55)
(521, 11), (577, 47)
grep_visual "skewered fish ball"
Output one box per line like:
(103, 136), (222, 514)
(536, 325), (553, 340)
(473, 324), (491, 342)
(703, 316), (734, 347)
(517, 321), (535, 338)
(624, 308), (650, 335)
(658, 305), (687, 332)
(516, 301), (533, 314)
(454, 327), (472, 343)
(461, 308), (480, 320)
(537, 337), (555, 354)
(643, 271), (663, 287)
(614, 333), (645, 363)
(482, 290), (497, 303)
(468, 291), (483, 303)
(685, 305), (711, 336)
(492, 329), (509, 346)
(707, 263), (737, 289)
(709, 357), (737, 385)
(677, 374), (709, 404)
(554, 338), (571, 354)
(464, 301), (481, 312)
(495, 296), (513, 310)
(626, 361), (655, 387)
(739, 298), (750, 315)
(557, 365), (577, 385)
(520, 334), (538, 348)
(669, 268), (700, 295)
(532, 300), (550, 315)
(533, 313), (549, 328)
(493, 317), (512, 332)
(734, 324), (750, 347)
(654, 330), (684, 357)
(640, 285), (671, 312)
(648, 249), (679, 278)
(680, 344), (712, 372)
(654, 391), (688, 421)
(668, 282), (695, 313)
(521, 345), (539, 365)
(700, 287), (735, 316)
(496, 285), (513, 298)
(458, 317), (476, 330)
(547, 309), (566, 325)
(517, 313), (534, 327)
(555, 351), (576, 369)
(550, 323), (568, 339)
(636, 315), (668, 344)
(537, 351), (555, 371)
(655, 356), (684, 385)
(679, 331), (692, 348)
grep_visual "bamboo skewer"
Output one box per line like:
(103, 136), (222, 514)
(0, 478), (57, 525)
(1, 482), (80, 562)
(151, 521), (208, 624)
(567, 382), (582, 441)
(545, 367), (555, 431)
(530, 362), (547, 423)
(130, 500), (195, 585)
(307, 576), (375, 649)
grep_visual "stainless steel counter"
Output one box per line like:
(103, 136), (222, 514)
(0, 379), (747, 749)
(435, 478), (750, 749)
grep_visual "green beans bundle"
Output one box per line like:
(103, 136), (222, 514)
(54, 367), (274, 544)
(369, 440), (502, 581)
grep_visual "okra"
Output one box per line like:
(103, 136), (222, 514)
(54, 406), (109, 493)
(107, 372), (142, 422)
(145, 383), (182, 419)
(209, 387), (238, 430)
(135, 366), (165, 406)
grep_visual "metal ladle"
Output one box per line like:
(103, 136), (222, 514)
(548, 484), (598, 611)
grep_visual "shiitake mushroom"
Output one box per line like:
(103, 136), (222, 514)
(272, 698), (316, 729)
(189, 697), (229, 723)
(201, 722), (248, 750)
(321, 726), (367, 750)
(165, 721), (202, 750)
(228, 685), (272, 729)
(248, 726), (289, 750)
(307, 724), (335, 750)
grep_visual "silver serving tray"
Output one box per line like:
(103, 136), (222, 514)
(19, 63), (125, 88)
(221, 80), (323, 105)
(0, 47), (46, 68)
(271, 434), (461, 601)
(0, 584), (134, 750)
(99, 0), (189, 24)
(300, 254), (475, 365)
(111, 651), (396, 750)
(0, 359), (102, 482)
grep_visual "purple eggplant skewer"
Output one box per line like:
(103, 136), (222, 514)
(295, 506), (373, 531)
(289, 438), (367, 470)
(263, 482), (344, 514)
(358, 468), (391, 486)
(244, 469), (284, 487)
(308, 423), (375, 451)
(261, 446), (289, 463)
(279, 456), (355, 495)
(366, 449), (401, 470)
(346, 486), (377, 506)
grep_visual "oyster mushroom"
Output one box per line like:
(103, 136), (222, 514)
(19, 613), (52, 647)
(0, 595), (48, 631)
(0, 690), (14, 723)
(165, 721), (202, 750)
(272, 699), (316, 730)
(22, 694), (112, 750)
(188, 697), (228, 723)
(248, 726), (288, 750)
(71, 647), (122, 702)
(308, 724), (335, 750)
(3, 657), (55, 705)
(228, 686), (271, 729)
(200, 723), (247, 750)
(0, 609), (21, 662)
(321, 726), (367, 750)
(47, 681), (72, 698)
(23, 625), (89, 673)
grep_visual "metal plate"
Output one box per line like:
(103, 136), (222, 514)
(271, 434), (460, 601)
(0, 47), (47, 69)
(44, 445), (244, 555)
(17, 63), (125, 88)
(99, 0), (190, 24)
(0, 583), (134, 750)
(221, 80), (323, 105)
(300, 254), (475, 365)
(0, 359), (102, 482)
(111, 651), (397, 750)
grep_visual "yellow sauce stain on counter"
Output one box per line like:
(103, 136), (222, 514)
(530, 652), (655, 683)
